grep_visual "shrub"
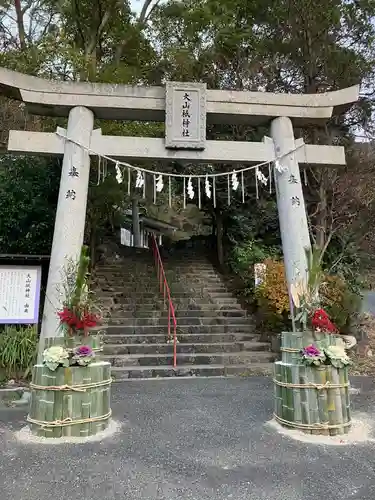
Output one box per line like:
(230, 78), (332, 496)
(320, 274), (361, 332)
(255, 259), (290, 315)
(229, 239), (280, 285)
(254, 260), (362, 335)
(0, 325), (38, 380)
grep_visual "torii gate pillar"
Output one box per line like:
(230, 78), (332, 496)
(270, 116), (311, 286)
(40, 106), (94, 349)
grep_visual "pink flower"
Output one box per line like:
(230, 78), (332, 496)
(301, 344), (322, 357)
(74, 345), (94, 357)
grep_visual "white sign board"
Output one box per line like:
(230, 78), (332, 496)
(0, 266), (42, 324)
(165, 81), (207, 149)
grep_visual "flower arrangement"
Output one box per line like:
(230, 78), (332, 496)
(57, 245), (101, 337)
(300, 342), (352, 368)
(291, 247), (339, 335)
(42, 344), (95, 371)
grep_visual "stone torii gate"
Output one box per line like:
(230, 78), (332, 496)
(0, 69), (359, 350)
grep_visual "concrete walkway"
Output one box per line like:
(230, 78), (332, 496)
(1, 377), (375, 500)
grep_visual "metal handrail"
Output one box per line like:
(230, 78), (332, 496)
(150, 235), (177, 368)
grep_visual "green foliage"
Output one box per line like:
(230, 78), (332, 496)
(71, 246), (90, 308)
(229, 239), (280, 277)
(320, 274), (362, 333)
(0, 155), (60, 254)
(0, 325), (38, 379)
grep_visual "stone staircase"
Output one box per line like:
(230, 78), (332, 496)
(95, 248), (275, 380)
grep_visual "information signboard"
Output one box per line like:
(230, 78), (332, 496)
(0, 265), (42, 324)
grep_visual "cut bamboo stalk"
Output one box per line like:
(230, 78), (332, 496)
(299, 365), (310, 431)
(43, 371), (56, 438)
(291, 363), (302, 424)
(315, 366), (329, 436)
(306, 366), (320, 435)
(274, 362), (283, 418)
(330, 367), (343, 436)
(81, 369), (92, 437)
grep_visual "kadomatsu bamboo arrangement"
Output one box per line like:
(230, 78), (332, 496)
(28, 246), (112, 438)
(273, 247), (355, 436)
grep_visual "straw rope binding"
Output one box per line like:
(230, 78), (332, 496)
(273, 378), (349, 390)
(273, 413), (351, 431)
(27, 410), (112, 428)
(29, 378), (113, 393)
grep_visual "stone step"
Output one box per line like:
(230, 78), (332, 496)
(107, 316), (254, 326)
(97, 270), (219, 278)
(97, 285), (229, 293)
(98, 291), (217, 298)
(103, 332), (260, 344)
(104, 341), (269, 355)
(111, 363), (274, 380)
(106, 324), (256, 334)
(102, 308), (248, 319)
(98, 304), (245, 314)
(205, 292), (233, 298)
(103, 350), (274, 367)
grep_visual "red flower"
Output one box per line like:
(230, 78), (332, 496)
(311, 308), (337, 333)
(58, 307), (78, 327)
(81, 312), (99, 328)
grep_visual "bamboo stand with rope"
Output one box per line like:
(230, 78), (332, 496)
(273, 332), (351, 436)
(28, 334), (112, 438)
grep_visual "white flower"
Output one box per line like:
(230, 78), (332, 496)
(325, 345), (348, 359)
(43, 345), (70, 371)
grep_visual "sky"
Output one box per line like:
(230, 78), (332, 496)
(131, 0), (143, 13)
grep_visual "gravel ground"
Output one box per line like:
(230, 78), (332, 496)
(1, 376), (375, 500)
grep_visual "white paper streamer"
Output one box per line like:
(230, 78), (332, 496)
(156, 174), (164, 192)
(115, 162), (123, 184)
(241, 171), (245, 203)
(205, 175), (211, 199)
(97, 156), (102, 185)
(256, 168), (268, 186)
(231, 171), (239, 191)
(187, 177), (194, 200)
(135, 170), (144, 189)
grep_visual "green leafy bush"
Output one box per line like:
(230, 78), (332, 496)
(229, 239), (280, 280)
(0, 325), (38, 380)
(320, 274), (362, 332)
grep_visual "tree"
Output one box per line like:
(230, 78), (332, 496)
(0, 155), (60, 254)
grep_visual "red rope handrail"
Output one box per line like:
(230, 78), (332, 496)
(150, 235), (177, 368)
